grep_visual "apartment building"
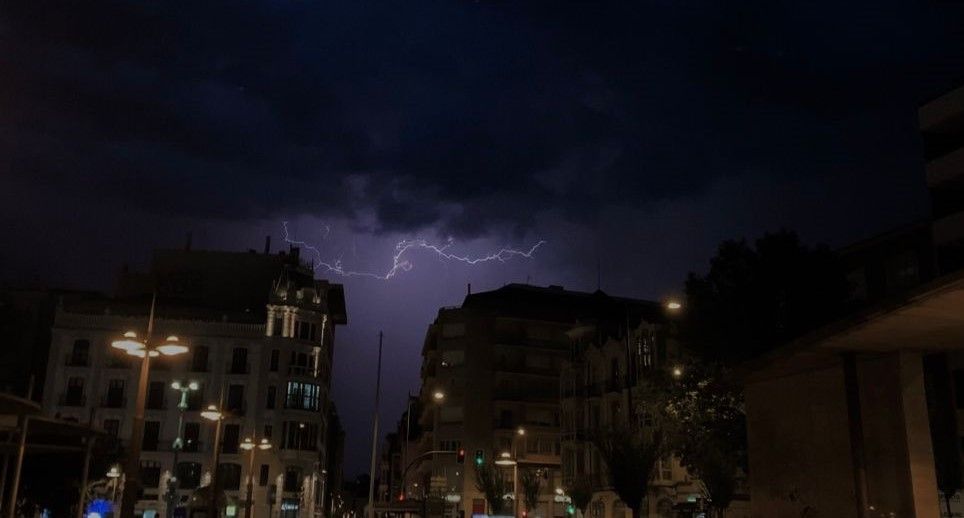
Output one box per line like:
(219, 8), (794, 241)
(42, 246), (346, 518)
(920, 84), (964, 274)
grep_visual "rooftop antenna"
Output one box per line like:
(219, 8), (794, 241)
(467, 283), (472, 295)
(264, 235), (272, 255)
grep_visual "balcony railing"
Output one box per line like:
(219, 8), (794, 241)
(287, 365), (315, 377)
(64, 354), (90, 367)
(59, 393), (86, 407)
(101, 395), (127, 409)
(227, 362), (250, 375)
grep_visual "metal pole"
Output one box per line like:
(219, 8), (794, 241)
(121, 293), (157, 518)
(243, 446), (256, 518)
(366, 332), (383, 518)
(77, 435), (96, 518)
(168, 388), (189, 518)
(7, 415), (29, 518)
(0, 454), (9, 516)
(209, 388), (225, 518)
(400, 394), (412, 501)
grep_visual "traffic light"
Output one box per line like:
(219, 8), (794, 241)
(474, 449), (484, 466)
(457, 448), (466, 464)
(566, 505), (575, 515)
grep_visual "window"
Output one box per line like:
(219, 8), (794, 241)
(439, 406), (463, 423)
(440, 349), (465, 367)
(284, 467), (302, 492)
(270, 349), (280, 372)
(143, 421), (161, 451)
(186, 384), (203, 411)
(284, 382), (320, 411)
(141, 461), (161, 488)
(104, 419), (120, 437)
(264, 425), (273, 439)
(259, 464), (270, 486)
(439, 440), (462, 452)
(105, 379), (125, 408)
(177, 462), (202, 489)
(227, 385), (245, 414)
(288, 352), (310, 376)
(220, 463), (242, 490)
(231, 348), (249, 374)
(183, 422), (200, 452)
(223, 424), (240, 454)
(281, 422), (318, 451)
(273, 318), (283, 337)
(267, 386), (277, 409)
(191, 346), (209, 372)
(69, 339), (91, 366)
(64, 377), (85, 406)
(146, 381), (165, 409)
(441, 323), (465, 338)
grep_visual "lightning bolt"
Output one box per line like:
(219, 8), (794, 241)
(282, 221), (545, 280)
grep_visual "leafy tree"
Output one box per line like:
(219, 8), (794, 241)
(520, 469), (542, 515)
(664, 361), (746, 518)
(474, 461), (510, 515)
(566, 478), (592, 518)
(682, 231), (850, 363)
(593, 426), (663, 518)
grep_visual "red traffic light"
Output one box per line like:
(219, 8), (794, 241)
(457, 448), (466, 464)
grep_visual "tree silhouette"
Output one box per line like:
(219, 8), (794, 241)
(566, 478), (592, 518)
(520, 469), (542, 515)
(474, 461), (510, 515)
(593, 426), (663, 518)
(682, 231), (850, 363)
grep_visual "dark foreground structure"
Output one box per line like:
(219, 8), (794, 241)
(745, 271), (964, 517)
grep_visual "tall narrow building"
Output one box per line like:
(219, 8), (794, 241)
(43, 247), (346, 518)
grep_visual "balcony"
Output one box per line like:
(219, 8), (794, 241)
(59, 393), (86, 407)
(226, 362), (250, 375)
(101, 395), (126, 409)
(287, 365), (315, 378)
(64, 354), (90, 367)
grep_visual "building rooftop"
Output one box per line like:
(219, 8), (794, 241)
(460, 283), (664, 325)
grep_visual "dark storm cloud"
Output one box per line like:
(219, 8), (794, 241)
(2, 0), (963, 237)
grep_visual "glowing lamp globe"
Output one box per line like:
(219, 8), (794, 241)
(201, 405), (223, 421)
(156, 335), (188, 356)
(111, 331), (145, 352)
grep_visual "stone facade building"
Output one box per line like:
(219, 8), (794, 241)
(42, 247), (346, 518)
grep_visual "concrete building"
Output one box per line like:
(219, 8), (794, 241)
(920, 84), (964, 274)
(42, 246), (346, 518)
(412, 285), (608, 518)
(744, 272), (964, 518)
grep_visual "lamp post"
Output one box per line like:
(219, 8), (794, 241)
(494, 452), (517, 517)
(113, 295), (190, 518)
(107, 465), (123, 511)
(166, 381), (199, 518)
(240, 437), (272, 518)
(201, 404), (226, 518)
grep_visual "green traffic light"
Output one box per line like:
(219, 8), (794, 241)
(566, 505), (575, 515)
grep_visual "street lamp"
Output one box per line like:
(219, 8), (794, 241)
(112, 295), (190, 518)
(240, 437), (272, 518)
(432, 390), (445, 402)
(202, 404), (226, 518)
(106, 466), (123, 508)
(494, 452), (518, 517)
(166, 380), (199, 518)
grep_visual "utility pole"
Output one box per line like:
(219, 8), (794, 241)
(366, 332), (384, 518)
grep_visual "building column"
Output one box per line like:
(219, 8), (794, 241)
(897, 351), (941, 518)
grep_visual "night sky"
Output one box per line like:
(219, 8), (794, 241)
(3, 0), (964, 476)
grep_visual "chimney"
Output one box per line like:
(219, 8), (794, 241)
(185, 231), (193, 251)
(467, 283), (472, 295)
(264, 235), (272, 255)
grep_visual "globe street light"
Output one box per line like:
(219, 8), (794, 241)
(112, 295), (190, 518)
(240, 437), (272, 518)
(166, 380), (199, 518)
